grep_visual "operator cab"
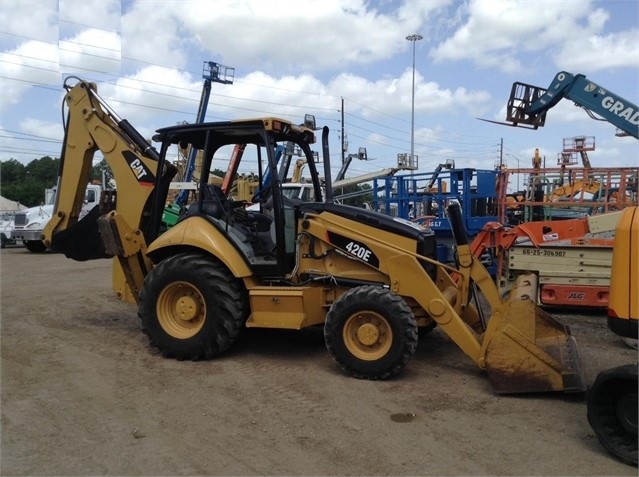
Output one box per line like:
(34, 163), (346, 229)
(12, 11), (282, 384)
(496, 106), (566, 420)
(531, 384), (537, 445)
(153, 118), (322, 278)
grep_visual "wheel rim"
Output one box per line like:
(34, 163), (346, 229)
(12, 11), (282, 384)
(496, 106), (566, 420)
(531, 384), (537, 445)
(343, 311), (392, 361)
(616, 392), (638, 434)
(156, 281), (206, 339)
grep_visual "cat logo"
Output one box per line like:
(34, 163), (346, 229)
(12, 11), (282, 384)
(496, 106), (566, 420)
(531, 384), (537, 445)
(122, 150), (155, 184)
(129, 158), (146, 179)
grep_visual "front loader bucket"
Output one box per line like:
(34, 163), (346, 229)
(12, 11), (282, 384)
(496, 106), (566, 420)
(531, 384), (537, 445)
(483, 274), (586, 394)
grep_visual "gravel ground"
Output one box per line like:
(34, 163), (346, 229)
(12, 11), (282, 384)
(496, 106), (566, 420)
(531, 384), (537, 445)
(1, 246), (636, 476)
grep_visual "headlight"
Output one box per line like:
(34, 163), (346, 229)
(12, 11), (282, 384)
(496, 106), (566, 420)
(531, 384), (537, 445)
(26, 222), (42, 229)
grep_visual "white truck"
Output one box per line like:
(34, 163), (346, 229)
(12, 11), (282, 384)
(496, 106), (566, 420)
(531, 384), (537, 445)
(1, 214), (16, 248)
(11, 183), (102, 252)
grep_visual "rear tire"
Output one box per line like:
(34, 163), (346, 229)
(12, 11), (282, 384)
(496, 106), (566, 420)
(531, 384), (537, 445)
(138, 253), (248, 360)
(324, 285), (417, 380)
(587, 364), (638, 466)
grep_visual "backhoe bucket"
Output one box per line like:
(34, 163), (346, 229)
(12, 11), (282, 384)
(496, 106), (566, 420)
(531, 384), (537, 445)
(483, 274), (586, 394)
(50, 205), (110, 261)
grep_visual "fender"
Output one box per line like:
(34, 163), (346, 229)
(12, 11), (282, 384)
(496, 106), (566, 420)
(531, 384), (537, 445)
(147, 216), (252, 278)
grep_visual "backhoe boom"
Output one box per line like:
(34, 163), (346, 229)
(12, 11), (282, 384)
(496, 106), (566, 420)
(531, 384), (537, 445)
(43, 78), (176, 299)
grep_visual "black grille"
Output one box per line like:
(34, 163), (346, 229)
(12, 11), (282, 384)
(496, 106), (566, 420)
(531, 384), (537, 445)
(14, 213), (27, 226)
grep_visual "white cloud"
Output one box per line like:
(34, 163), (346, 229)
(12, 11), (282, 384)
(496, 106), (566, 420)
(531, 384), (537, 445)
(329, 70), (490, 117)
(554, 29), (639, 72)
(429, 0), (632, 74)
(0, 0), (57, 44)
(367, 132), (392, 147)
(96, 66), (201, 123)
(59, 0), (120, 32)
(121, 3), (189, 68)
(59, 29), (121, 75)
(19, 118), (62, 141)
(0, 41), (60, 110)
(120, 0), (449, 73)
(593, 135), (639, 167)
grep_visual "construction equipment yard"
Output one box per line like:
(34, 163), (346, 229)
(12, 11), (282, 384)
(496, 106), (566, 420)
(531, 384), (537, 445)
(1, 247), (635, 476)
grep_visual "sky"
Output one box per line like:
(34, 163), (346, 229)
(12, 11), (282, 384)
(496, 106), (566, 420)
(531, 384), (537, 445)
(1, 0), (638, 192)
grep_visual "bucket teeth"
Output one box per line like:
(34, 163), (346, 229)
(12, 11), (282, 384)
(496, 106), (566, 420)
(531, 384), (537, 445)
(483, 274), (586, 394)
(537, 330), (586, 392)
(486, 329), (586, 394)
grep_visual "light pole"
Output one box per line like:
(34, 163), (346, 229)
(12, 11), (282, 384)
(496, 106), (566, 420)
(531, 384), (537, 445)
(406, 33), (423, 168)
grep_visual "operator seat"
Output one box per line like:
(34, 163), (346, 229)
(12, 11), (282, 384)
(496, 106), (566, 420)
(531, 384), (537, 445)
(187, 184), (227, 219)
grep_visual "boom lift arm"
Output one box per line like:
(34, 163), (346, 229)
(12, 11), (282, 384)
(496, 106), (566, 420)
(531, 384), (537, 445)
(176, 61), (235, 205)
(425, 159), (455, 191)
(336, 147), (367, 182)
(504, 71), (639, 139)
(174, 67), (212, 205)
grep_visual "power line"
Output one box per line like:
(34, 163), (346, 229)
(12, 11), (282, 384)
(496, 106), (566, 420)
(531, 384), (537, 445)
(1, 129), (61, 141)
(1, 31), (504, 167)
(0, 134), (61, 144)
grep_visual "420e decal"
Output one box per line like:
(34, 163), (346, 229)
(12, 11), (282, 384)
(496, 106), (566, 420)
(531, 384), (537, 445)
(327, 232), (380, 268)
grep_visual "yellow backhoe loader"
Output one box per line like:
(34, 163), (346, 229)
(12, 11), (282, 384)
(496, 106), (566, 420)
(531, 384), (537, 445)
(43, 78), (586, 394)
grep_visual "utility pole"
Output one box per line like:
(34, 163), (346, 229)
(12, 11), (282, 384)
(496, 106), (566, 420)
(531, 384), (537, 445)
(341, 97), (345, 165)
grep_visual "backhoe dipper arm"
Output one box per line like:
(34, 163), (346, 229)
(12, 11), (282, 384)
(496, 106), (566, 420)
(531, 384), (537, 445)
(43, 79), (176, 287)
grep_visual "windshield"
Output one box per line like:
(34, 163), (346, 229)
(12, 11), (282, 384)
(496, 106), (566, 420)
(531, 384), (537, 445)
(282, 185), (315, 201)
(46, 189), (57, 205)
(282, 187), (300, 200)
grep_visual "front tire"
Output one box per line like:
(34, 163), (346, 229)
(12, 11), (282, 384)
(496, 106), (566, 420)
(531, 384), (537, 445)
(324, 285), (418, 380)
(587, 364), (638, 466)
(138, 253), (248, 360)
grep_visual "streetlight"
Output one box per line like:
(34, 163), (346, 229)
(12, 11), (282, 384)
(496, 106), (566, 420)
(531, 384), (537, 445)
(406, 33), (423, 170)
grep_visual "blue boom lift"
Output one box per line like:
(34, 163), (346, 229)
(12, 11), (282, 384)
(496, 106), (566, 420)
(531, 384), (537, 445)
(501, 71), (638, 139)
(163, 61), (234, 227)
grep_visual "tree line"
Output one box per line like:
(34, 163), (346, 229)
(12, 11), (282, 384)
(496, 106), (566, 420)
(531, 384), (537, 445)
(0, 157), (108, 208)
(0, 155), (371, 209)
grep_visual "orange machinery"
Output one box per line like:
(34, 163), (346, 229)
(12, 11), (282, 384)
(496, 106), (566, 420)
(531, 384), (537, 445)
(471, 211), (621, 308)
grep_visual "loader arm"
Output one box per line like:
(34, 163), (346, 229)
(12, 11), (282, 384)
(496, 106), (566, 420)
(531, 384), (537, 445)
(43, 78), (176, 300)
(299, 201), (583, 392)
